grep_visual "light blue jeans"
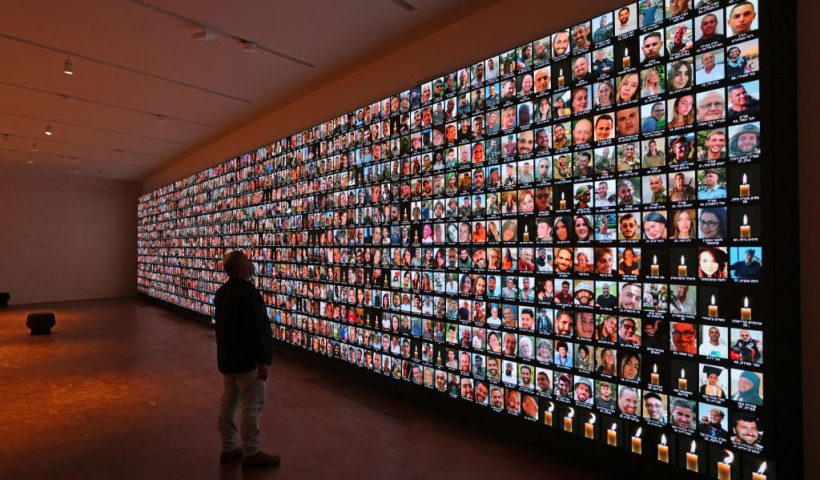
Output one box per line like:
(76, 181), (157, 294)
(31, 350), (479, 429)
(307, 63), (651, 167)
(218, 370), (267, 456)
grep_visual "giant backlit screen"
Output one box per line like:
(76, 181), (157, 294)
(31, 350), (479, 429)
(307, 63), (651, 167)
(139, 0), (778, 477)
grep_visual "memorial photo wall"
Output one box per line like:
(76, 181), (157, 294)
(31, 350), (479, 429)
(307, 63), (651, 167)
(138, 0), (773, 477)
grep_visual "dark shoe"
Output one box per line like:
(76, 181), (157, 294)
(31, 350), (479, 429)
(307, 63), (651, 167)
(219, 448), (242, 464)
(242, 451), (281, 468)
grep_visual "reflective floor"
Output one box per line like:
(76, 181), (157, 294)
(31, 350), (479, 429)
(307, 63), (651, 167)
(0, 297), (610, 479)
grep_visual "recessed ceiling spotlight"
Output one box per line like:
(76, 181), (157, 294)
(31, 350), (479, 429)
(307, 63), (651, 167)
(45, 124), (54, 136)
(240, 40), (258, 53)
(63, 56), (74, 75)
(192, 28), (216, 41)
(31, 141), (39, 152)
(27, 157), (34, 165)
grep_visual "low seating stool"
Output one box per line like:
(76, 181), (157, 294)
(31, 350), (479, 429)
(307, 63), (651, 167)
(26, 312), (56, 335)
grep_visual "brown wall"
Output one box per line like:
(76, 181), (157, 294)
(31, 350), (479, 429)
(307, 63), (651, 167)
(0, 165), (139, 305)
(140, 0), (815, 476)
(143, 0), (630, 193)
(799, 0), (817, 478)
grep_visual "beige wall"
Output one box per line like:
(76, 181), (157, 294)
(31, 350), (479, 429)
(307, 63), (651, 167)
(140, 0), (814, 476)
(0, 166), (139, 305)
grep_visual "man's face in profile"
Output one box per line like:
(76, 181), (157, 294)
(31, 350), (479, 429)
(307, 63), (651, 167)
(642, 34), (662, 59)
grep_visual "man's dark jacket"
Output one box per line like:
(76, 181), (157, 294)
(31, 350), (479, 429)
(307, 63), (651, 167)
(214, 277), (273, 374)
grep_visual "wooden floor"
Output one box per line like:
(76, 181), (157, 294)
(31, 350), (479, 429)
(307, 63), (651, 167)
(0, 297), (611, 479)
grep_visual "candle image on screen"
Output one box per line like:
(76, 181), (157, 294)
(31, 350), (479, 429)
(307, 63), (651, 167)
(623, 47), (631, 68)
(545, 401), (555, 426)
(708, 295), (718, 318)
(717, 450), (734, 480)
(564, 407), (575, 432)
(558, 68), (565, 87)
(678, 368), (687, 390)
(678, 255), (687, 277)
(752, 461), (768, 480)
(657, 434), (669, 463)
(631, 427), (642, 454)
(585, 413), (596, 439)
(650, 255), (659, 276)
(741, 214), (751, 239)
(651, 364), (659, 385)
(686, 440), (698, 473)
(607, 422), (617, 446)
(740, 173), (751, 197)
(559, 192), (567, 209)
(741, 297), (752, 320)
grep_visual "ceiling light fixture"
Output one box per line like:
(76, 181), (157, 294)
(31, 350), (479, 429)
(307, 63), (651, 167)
(31, 141), (39, 152)
(45, 124), (54, 136)
(63, 56), (74, 75)
(240, 40), (258, 53)
(192, 28), (216, 41)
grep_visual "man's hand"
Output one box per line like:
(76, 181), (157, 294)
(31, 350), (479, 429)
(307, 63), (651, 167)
(256, 364), (268, 381)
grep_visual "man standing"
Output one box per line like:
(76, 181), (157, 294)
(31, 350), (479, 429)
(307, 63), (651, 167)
(214, 251), (279, 468)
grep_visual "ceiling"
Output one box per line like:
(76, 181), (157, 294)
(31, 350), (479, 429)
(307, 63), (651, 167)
(0, 0), (478, 180)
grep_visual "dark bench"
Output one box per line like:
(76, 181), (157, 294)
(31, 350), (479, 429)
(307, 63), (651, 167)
(26, 312), (56, 335)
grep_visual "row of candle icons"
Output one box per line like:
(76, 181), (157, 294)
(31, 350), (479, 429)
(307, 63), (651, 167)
(544, 403), (769, 478)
